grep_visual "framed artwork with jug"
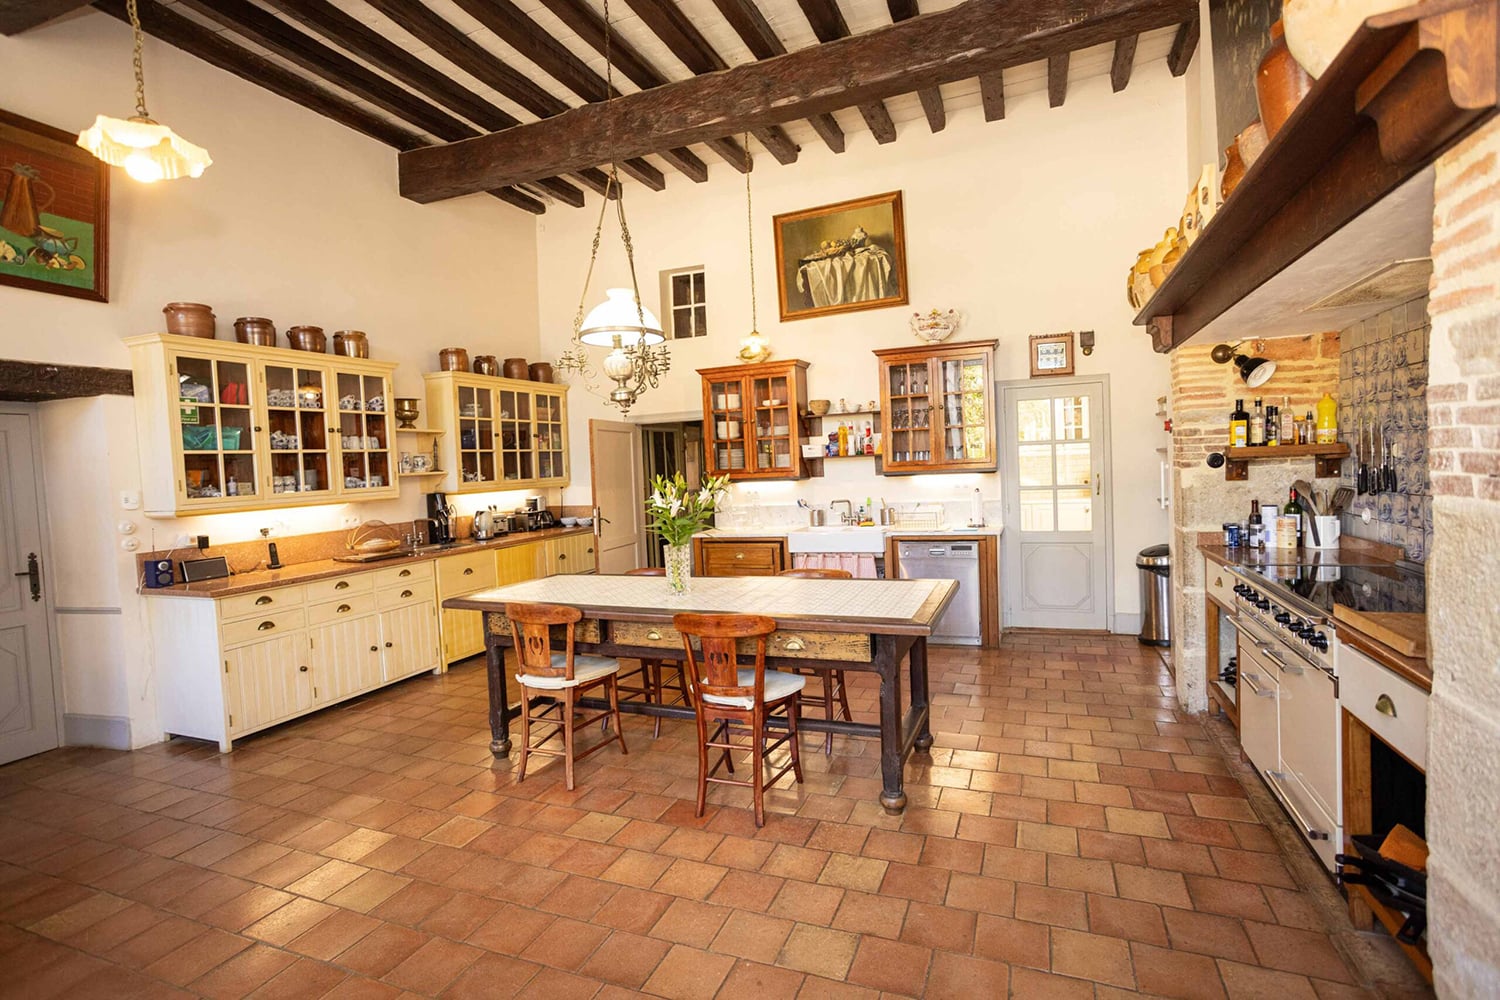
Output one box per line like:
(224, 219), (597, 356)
(0, 108), (110, 302)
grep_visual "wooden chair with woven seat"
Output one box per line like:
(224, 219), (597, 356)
(612, 567), (691, 738)
(506, 601), (626, 790)
(674, 612), (805, 826)
(778, 567), (855, 753)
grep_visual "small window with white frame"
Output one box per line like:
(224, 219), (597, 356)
(661, 266), (707, 339)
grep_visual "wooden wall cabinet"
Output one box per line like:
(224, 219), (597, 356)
(424, 371), (569, 494)
(874, 340), (997, 474)
(698, 360), (810, 480)
(128, 334), (399, 516)
(693, 537), (788, 577)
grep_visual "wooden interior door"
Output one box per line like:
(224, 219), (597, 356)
(590, 419), (644, 574)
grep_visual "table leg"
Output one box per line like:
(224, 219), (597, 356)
(876, 638), (907, 814)
(485, 628), (512, 756)
(910, 637), (934, 752)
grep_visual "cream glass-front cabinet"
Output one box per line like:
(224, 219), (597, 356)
(424, 371), (569, 494)
(128, 334), (399, 516)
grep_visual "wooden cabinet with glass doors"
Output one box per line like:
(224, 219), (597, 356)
(424, 371), (569, 494)
(698, 360), (810, 481)
(127, 334), (399, 516)
(874, 340), (996, 474)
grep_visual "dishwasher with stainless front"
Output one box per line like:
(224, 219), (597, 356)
(897, 540), (981, 645)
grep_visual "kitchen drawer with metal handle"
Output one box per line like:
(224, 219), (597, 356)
(372, 560), (434, 590)
(304, 574), (375, 604)
(437, 550), (497, 594)
(1341, 643), (1429, 770)
(1207, 565), (1235, 608)
(611, 622), (871, 662)
(489, 614), (601, 643)
(221, 607), (307, 647)
(307, 593), (377, 625)
(377, 581), (435, 610)
(702, 543), (781, 576)
(219, 585), (305, 623)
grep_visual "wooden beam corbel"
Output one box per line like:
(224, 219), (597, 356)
(1049, 52), (1070, 107)
(0, 361), (132, 401)
(1111, 34), (1138, 91)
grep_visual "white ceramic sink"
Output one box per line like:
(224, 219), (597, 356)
(785, 526), (887, 553)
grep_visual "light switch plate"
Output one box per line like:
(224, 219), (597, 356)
(120, 491), (140, 510)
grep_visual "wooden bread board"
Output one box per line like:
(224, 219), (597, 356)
(1333, 605), (1427, 658)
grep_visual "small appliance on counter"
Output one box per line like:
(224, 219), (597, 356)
(426, 492), (456, 545)
(473, 506), (505, 541)
(522, 495), (555, 531)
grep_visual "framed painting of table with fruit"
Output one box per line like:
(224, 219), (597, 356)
(774, 190), (907, 322)
(0, 108), (110, 302)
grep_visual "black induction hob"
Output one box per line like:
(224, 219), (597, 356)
(1242, 561), (1426, 616)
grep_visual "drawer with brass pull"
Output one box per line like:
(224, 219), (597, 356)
(610, 622), (870, 662)
(221, 607), (306, 647)
(377, 580), (435, 610)
(437, 550), (496, 595)
(307, 593), (377, 625)
(305, 574), (375, 604)
(219, 585), (305, 623)
(1206, 563), (1235, 608)
(488, 614), (601, 644)
(700, 540), (784, 577)
(1341, 643), (1428, 769)
(372, 560), (433, 590)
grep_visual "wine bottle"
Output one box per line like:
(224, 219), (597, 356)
(1249, 398), (1265, 447)
(1248, 500), (1263, 550)
(1265, 403), (1280, 447)
(1229, 399), (1248, 448)
(1284, 488), (1304, 547)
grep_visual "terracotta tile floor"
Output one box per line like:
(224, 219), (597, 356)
(0, 633), (1431, 998)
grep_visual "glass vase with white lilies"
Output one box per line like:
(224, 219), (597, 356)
(645, 472), (730, 593)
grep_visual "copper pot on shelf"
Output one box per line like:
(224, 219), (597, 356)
(163, 302), (216, 339)
(472, 355), (499, 376)
(234, 316), (276, 346)
(528, 362), (554, 383)
(286, 326), (327, 352)
(503, 357), (528, 380)
(333, 330), (369, 358)
(438, 347), (469, 372)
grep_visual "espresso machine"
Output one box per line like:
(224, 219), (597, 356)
(426, 492), (456, 545)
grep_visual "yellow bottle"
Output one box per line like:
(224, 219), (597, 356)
(837, 422), (849, 457)
(1315, 393), (1338, 444)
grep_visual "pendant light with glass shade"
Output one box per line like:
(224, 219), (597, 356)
(736, 134), (772, 365)
(554, 0), (667, 415)
(77, 0), (211, 183)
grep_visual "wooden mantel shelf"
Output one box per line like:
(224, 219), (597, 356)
(1223, 442), (1350, 480)
(1138, 0), (1500, 351)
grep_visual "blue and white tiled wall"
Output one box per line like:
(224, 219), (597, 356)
(1337, 296), (1432, 562)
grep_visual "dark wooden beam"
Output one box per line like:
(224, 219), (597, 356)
(1048, 51), (1069, 107)
(1168, 13), (1198, 76)
(1111, 33), (1137, 91)
(0, 360), (131, 401)
(400, 0), (1198, 202)
(978, 71), (1005, 121)
(887, 0), (945, 132)
(709, 0), (846, 153)
(0, 0), (91, 34)
(539, 0), (751, 173)
(490, 188), (547, 214)
(624, 0), (799, 164)
(799, 0), (899, 144)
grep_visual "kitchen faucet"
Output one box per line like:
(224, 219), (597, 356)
(830, 499), (855, 524)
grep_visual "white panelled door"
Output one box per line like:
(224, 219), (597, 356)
(590, 420), (644, 574)
(1001, 380), (1111, 630)
(0, 412), (59, 765)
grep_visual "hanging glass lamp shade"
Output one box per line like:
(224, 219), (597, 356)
(578, 287), (664, 347)
(78, 115), (212, 182)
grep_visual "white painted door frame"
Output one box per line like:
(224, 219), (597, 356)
(0, 405), (64, 763)
(998, 376), (1115, 631)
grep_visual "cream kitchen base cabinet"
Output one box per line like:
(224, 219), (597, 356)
(150, 565), (440, 751)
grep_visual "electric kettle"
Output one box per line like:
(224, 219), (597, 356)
(473, 508), (495, 540)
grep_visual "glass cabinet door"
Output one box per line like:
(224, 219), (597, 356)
(334, 370), (392, 492)
(938, 355), (990, 463)
(174, 352), (258, 502)
(497, 388), (531, 484)
(458, 384), (496, 486)
(885, 360), (931, 464)
(706, 378), (746, 473)
(534, 390), (565, 481)
(750, 372), (793, 474)
(262, 360), (332, 497)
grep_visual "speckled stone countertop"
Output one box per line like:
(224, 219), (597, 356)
(141, 526), (593, 599)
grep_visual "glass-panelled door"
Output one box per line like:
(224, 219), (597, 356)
(885, 360), (932, 466)
(1001, 378), (1110, 630)
(173, 351), (258, 503)
(534, 390), (566, 481)
(461, 384), (498, 486)
(335, 370), (391, 492)
(938, 355), (992, 465)
(705, 378), (746, 474)
(750, 371), (793, 474)
(262, 360), (332, 497)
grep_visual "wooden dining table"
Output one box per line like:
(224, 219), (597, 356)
(446, 573), (957, 812)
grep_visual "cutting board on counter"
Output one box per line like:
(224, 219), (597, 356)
(1334, 605), (1427, 658)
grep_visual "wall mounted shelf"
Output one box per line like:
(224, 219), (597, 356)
(1223, 442), (1350, 480)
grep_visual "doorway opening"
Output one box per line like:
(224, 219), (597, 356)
(640, 421), (701, 567)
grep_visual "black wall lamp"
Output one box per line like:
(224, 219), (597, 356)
(1211, 341), (1277, 388)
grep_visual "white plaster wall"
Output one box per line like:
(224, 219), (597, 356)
(535, 63), (1184, 621)
(1, 13), (541, 744)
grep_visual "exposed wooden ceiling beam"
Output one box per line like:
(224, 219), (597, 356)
(623, 0), (799, 164)
(0, 360), (132, 401)
(0, 0), (92, 34)
(538, 0), (750, 173)
(708, 0), (845, 153)
(978, 72), (1005, 122)
(1167, 13), (1198, 76)
(1111, 33), (1138, 92)
(1048, 51), (1069, 107)
(887, 0), (945, 133)
(400, 0), (1197, 202)
(798, 0), (897, 144)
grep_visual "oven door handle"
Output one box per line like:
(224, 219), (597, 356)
(1265, 769), (1330, 840)
(1242, 672), (1274, 698)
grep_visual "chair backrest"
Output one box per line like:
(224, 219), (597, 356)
(673, 613), (776, 706)
(779, 568), (853, 579)
(625, 567), (665, 576)
(506, 602), (580, 679)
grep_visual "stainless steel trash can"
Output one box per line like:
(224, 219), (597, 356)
(1137, 544), (1172, 647)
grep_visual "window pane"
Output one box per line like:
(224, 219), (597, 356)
(1018, 444), (1052, 486)
(671, 273), (691, 305)
(1020, 492), (1054, 532)
(673, 308), (693, 339)
(694, 305), (707, 337)
(1017, 399), (1050, 441)
(1055, 395), (1090, 440)
(1057, 488), (1092, 531)
(1056, 443), (1091, 485)
(692, 270), (705, 300)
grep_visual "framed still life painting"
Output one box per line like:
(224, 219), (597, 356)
(773, 190), (907, 322)
(0, 108), (110, 302)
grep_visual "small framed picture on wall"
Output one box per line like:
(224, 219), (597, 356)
(1029, 332), (1075, 377)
